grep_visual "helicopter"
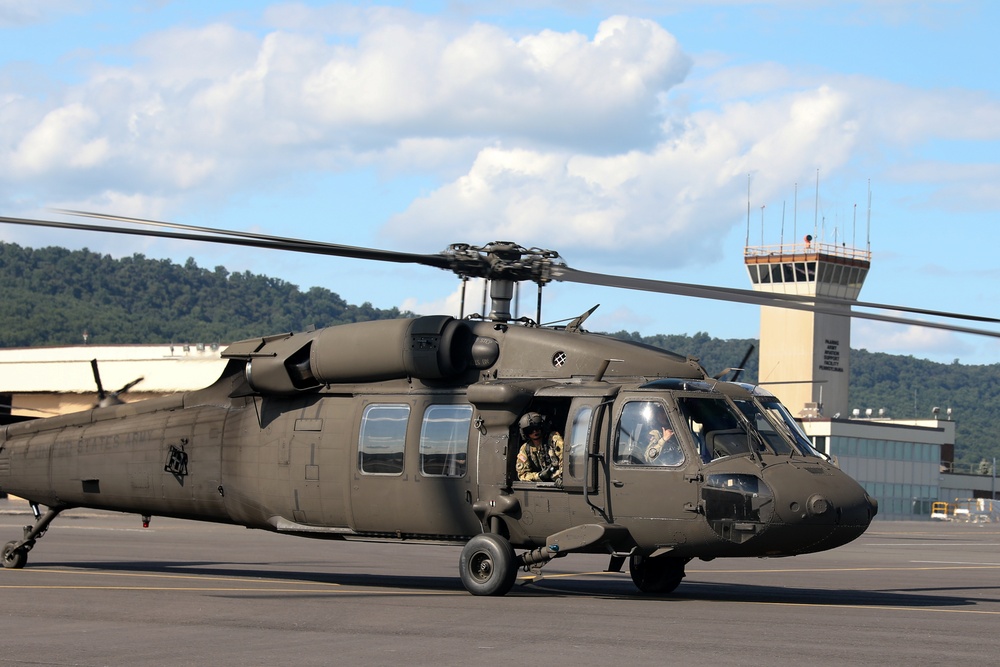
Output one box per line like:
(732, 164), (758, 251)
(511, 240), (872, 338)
(0, 211), (997, 596)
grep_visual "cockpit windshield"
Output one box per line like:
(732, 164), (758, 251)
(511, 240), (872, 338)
(732, 398), (796, 456)
(757, 398), (825, 458)
(674, 396), (765, 463)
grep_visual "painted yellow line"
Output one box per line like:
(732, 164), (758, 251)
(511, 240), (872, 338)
(5, 567), (342, 587)
(521, 574), (1000, 616)
(0, 584), (459, 595)
(0, 567), (462, 595)
(525, 562), (1000, 581)
(720, 601), (1000, 617)
(689, 565), (1000, 574)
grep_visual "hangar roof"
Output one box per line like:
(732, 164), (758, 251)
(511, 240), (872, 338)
(0, 344), (229, 394)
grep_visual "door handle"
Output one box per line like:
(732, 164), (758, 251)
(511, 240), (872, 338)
(612, 479), (624, 487)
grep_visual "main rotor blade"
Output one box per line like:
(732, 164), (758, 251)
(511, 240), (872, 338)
(0, 213), (453, 270)
(559, 267), (1000, 325)
(4, 210), (998, 339)
(559, 267), (1000, 339)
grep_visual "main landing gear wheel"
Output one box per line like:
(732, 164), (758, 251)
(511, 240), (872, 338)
(2, 540), (27, 569)
(629, 554), (687, 595)
(459, 533), (518, 596)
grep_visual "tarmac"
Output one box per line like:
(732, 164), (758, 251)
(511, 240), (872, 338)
(1, 496), (999, 666)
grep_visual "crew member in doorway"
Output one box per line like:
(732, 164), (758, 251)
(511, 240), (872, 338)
(516, 412), (563, 483)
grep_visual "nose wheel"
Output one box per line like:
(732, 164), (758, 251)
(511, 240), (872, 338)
(629, 553), (688, 595)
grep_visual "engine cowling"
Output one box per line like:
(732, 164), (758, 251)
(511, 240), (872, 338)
(224, 316), (492, 395)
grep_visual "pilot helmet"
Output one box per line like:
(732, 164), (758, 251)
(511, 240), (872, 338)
(518, 412), (546, 439)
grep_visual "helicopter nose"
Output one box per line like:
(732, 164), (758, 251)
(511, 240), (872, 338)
(761, 461), (878, 554)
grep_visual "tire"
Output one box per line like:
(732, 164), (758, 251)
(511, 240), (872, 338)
(629, 554), (685, 595)
(459, 533), (517, 596)
(2, 540), (27, 569)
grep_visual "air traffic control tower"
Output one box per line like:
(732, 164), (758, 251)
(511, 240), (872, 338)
(745, 236), (871, 419)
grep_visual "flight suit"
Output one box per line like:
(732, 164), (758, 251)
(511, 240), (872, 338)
(516, 433), (564, 482)
(644, 429), (684, 466)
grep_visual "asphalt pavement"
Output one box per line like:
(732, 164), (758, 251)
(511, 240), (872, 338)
(2, 497), (998, 667)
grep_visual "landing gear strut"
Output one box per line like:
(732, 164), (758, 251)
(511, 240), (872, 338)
(2, 502), (63, 569)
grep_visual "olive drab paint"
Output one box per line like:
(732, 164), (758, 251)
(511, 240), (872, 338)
(0, 216), (894, 596)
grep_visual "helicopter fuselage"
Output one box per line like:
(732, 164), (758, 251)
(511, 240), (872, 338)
(0, 316), (877, 594)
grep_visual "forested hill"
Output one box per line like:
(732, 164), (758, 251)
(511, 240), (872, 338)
(0, 242), (408, 346)
(1, 241), (998, 467)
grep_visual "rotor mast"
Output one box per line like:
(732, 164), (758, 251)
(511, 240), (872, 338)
(443, 242), (564, 323)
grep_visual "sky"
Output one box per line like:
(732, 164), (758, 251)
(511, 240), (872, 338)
(1, 0), (999, 365)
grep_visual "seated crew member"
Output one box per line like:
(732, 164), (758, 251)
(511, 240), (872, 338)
(515, 412), (564, 483)
(644, 405), (684, 466)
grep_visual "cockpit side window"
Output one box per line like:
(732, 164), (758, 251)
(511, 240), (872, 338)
(614, 401), (685, 467)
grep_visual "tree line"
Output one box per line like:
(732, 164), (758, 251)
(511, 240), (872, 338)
(1, 241), (997, 469)
(0, 242), (406, 347)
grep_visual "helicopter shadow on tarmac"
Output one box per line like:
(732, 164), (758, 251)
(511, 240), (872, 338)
(527, 576), (998, 607)
(23, 557), (996, 608)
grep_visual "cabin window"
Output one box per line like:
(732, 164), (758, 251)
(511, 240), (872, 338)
(419, 404), (472, 477)
(567, 405), (593, 478)
(358, 404), (409, 475)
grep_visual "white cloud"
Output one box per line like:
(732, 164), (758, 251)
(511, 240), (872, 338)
(381, 82), (866, 268)
(10, 103), (108, 173)
(0, 0), (81, 27)
(1, 13), (691, 209)
(301, 15), (689, 149)
(401, 277), (487, 319)
(852, 319), (974, 361)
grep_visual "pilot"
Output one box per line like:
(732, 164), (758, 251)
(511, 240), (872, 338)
(515, 412), (563, 483)
(644, 405), (684, 466)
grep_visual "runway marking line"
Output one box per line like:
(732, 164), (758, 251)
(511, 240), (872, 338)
(0, 584), (459, 595)
(4, 563), (999, 602)
(866, 542), (1000, 547)
(719, 601), (1000, 617)
(1, 567), (341, 587)
(524, 573), (1000, 616)
(0, 567), (461, 595)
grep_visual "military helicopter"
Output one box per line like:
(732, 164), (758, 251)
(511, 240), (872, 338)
(0, 211), (996, 596)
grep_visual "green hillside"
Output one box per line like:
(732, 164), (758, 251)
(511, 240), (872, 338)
(1, 241), (997, 468)
(0, 242), (407, 346)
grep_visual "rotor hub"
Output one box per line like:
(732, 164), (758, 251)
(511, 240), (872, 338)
(444, 241), (565, 285)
